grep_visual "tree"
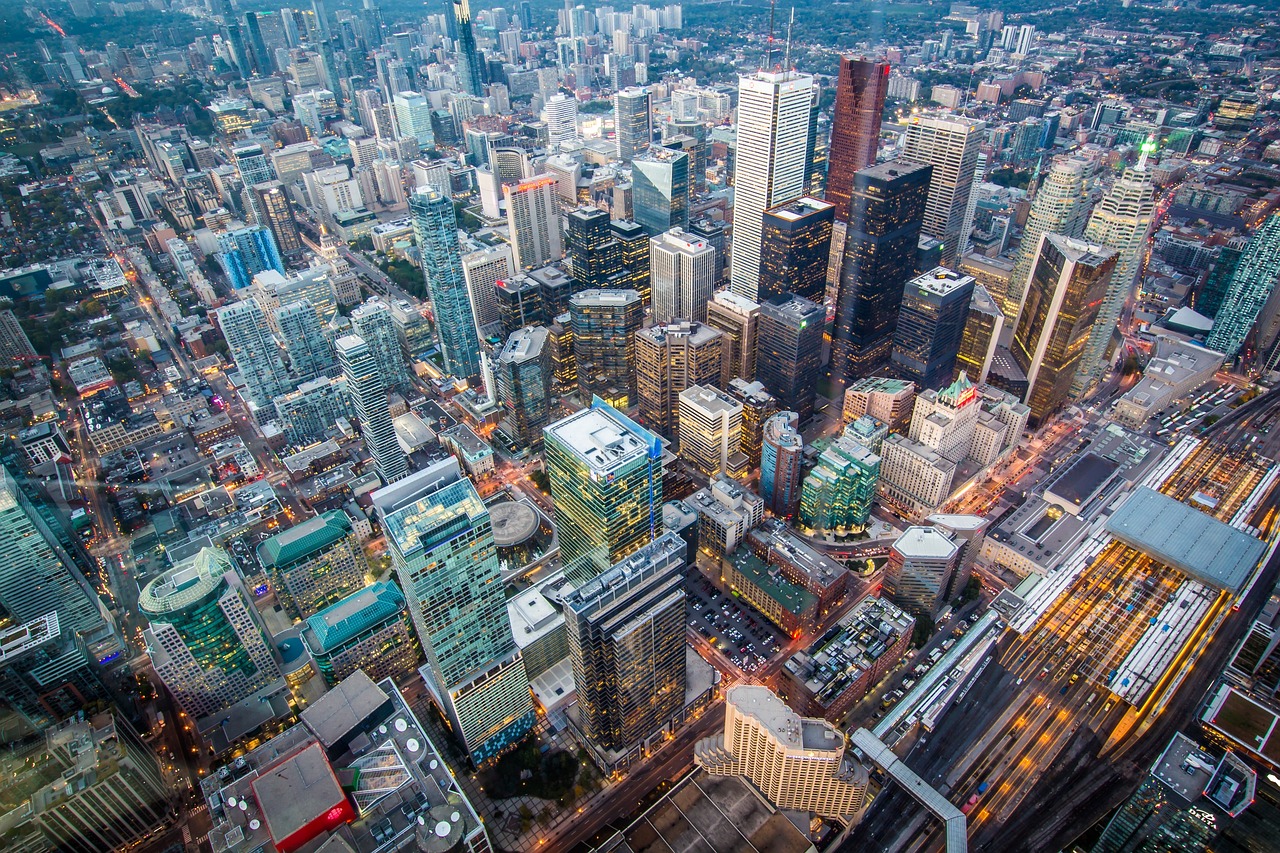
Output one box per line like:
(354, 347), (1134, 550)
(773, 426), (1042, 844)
(912, 615), (936, 648)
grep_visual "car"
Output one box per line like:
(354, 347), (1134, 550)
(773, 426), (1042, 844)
(1038, 668), (1048, 679)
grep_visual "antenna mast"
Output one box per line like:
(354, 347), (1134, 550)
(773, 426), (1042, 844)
(765, 0), (776, 71)
(783, 7), (794, 74)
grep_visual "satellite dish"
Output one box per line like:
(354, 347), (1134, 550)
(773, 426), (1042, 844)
(227, 797), (237, 807)
(429, 759), (438, 769)
(379, 725), (388, 734)
(394, 718), (408, 733)
(417, 816), (426, 826)
(249, 819), (260, 830)
(239, 801), (248, 811)
(406, 738), (420, 753)
(450, 811), (461, 822)
(435, 821), (451, 837)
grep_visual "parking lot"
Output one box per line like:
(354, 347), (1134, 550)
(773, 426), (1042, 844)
(685, 570), (785, 674)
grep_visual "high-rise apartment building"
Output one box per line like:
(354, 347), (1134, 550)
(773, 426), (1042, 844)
(452, 0), (484, 96)
(800, 427), (881, 534)
(1206, 214), (1280, 360)
(252, 180), (303, 258)
(233, 142), (275, 186)
(632, 146), (690, 237)
(1012, 234), (1117, 426)
(506, 175), (563, 269)
(273, 375), (352, 446)
(678, 385), (747, 478)
(411, 187), (484, 380)
(706, 290), (761, 387)
(350, 297), (408, 389)
(140, 547), (283, 719)
(564, 532), (687, 753)
(830, 160), (931, 388)
(337, 333), (410, 482)
(217, 225), (285, 290)
(650, 227), (717, 324)
(953, 283), (1004, 384)
(825, 56), (889, 222)
(543, 401), (665, 586)
(757, 293), (825, 423)
(216, 299), (290, 409)
(890, 267), (976, 389)
(276, 300), (335, 382)
(636, 320), (724, 436)
(899, 114), (984, 266)
(570, 288), (643, 407)
(614, 86), (652, 162)
(1005, 157), (1090, 318)
(495, 325), (553, 448)
(695, 685), (868, 819)
(883, 525), (960, 618)
(374, 459), (535, 765)
(0, 309), (36, 364)
(761, 411), (804, 518)
(730, 69), (815, 300)
(461, 242), (516, 332)
(759, 196), (835, 303)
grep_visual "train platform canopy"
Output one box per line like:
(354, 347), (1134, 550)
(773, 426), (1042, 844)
(1105, 487), (1265, 593)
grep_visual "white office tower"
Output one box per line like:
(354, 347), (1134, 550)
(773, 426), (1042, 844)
(541, 92), (579, 150)
(216, 299), (289, 410)
(695, 684), (868, 820)
(392, 91), (434, 150)
(678, 384), (746, 479)
(1073, 165), (1156, 395)
(337, 334), (409, 482)
(730, 70), (814, 300)
(462, 243), (516, 331)
(505, 174), (563, 269)
(650, 228), (717, 324)
(899, 114), (985, 267)
(958, 151), (987, 259)
(1004, 157), (1090, 320)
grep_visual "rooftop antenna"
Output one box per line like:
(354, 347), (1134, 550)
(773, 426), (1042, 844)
(765, 0), (776, 72)
(783, 6), (794, 74)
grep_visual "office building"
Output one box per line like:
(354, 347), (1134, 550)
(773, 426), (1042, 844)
(877, 433), (956, 518)
(614, 86), (652, 162)
(679, 384), (747, 478)
(350, 297), (407, 389)
(612, 219), (652, 304)
(891, 267), (976, 389)
(506, 587), (568, 682)
(300, 581), (418, 686)
(826, 56), (889, 222)
(253, 181), (303, 257)
(453, 0), (484, 96)
(570, 288), (643, 407)
(1205, 213), (1280, 359)
(276, 300), (336, 382)
(842, 375), (915, 431)
(411, 187), (484, 380)
(761, 411), (803, 518)
(731, 70), (815, 300)
(495, 276), (547, 336)
(883, 525), (960, 617)
(140, 547), (282, 719)
(800, 427), (881, 535)
(757, 293), (824, 423)
(374, 460), (535, 765)
(217, 299), (290, 409)
(899, 115), (984, 265)
(218, 226), (285, 290)
(541, 93), (578, 149)
(632, 147), (690, 237)
(1215, 90), (1259, 131)
(565, 532), (687, 753)
(0, 611), (110, 732)
(565, 207), (623, 289)
(506, 175), (563, 270)
(706, 290), (761, 386)
(543, 401), (665, 586)
(759, 197), (835, 303)
(1012, 235), (1117, 425)
(953, 283), (1004, 384)
(830, 160), (932, 388)
(393, 91), (434, 149)
(495, 325), (553, 448)
(687, 477), (764, 557)
(233, 142), (275, 186)
(636, 320), (724, 436)
(650, 227), (716, 324)
(727, 379), (778, 469)
(257, 510), (364, 619)
(461, 242), (516, 332)
(1005, 157), (1090, 318)
(337, 334), (410, 482)
(695, 685), (868, 820)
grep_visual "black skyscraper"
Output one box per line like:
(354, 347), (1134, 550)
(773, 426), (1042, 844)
(759, 197), (835, 303)
(757, 293), (825, 424)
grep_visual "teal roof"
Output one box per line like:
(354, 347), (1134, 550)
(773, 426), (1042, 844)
(729, 551), (817, 616)
(257, 510), (352, 569)
(302, 581), (406, 653)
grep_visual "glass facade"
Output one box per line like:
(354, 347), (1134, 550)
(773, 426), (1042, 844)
(890, 268), (976, 390)
(411, 188), (483, 379)
(631, 147), (690, 237)
(495, 326), (552, 448)
(1205, 213), (1280, 360)
(825, 57), (889, 223)
(565, 207), (623, 288)
(338, 334), (409, 482)
(569, 288), (643, 407)
(800, 428), (881, 534)
(757, 293), (825, 424)
(759, 197), (835, 303)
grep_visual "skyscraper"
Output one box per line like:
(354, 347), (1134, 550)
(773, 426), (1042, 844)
(1005, 157), (1090, 319)
(216, 299), (290, 408)
(350, 297), (407, 388)
(140, 547), (283, 718)
(830, 160), (931, 389)
(678, 385), (747, 478)
(727, 379), (778, 469)
(544, 401), (665, 587)
(276, 299), (335, 382)
(825, 56), (889, 222)
(253, 181), (304, 258)
(570, 288), (643, 407)
(761, 411), (803, 517)
(890, 267), (976, 389)
(800, 426), (881, 535)
(757, 293), (825, 423)
(393, 91), (435, 149)
(611, 219), (651, 303)
(953, 282), (1004, 384)
(899, 114), (985, 266)
(495, 325), (553, 449)
(759, 196), (835, 303)
(649, 228), (717, 324)
(233, 142), (275, 186)
(461, 242), (516, 332)
(217, 225), (284, 290)
(614, 86), (652, 162)
(631, 146), (690, 237)
(411, 187), (484, 380)
(505, 175), (563, 269)
(565, 207), (624, 288)
(338, 333), (409, 482)
(564, 532), (687, 754)
(636, 320), (724, 436)
(452, 0), (484, 97)
(730, 69), (815, 300)
(1011, 234), (1117, 425)
(374, 459), (535, 765)
(1207, 214), (1280, 360)
(883, 525), (960, 618)
(541, 92), (578, 148)
(1074, 165), (1156, 394)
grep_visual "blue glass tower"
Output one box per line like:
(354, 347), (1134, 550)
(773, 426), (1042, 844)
(216, 226), (285, 289)
(1205, 213), (1280, 360)
(409, 188), (483, 381)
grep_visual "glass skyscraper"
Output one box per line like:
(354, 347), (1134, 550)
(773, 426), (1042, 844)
(337, 333), (409, 482)
(759, 196), (835, 303)
(799, 425), (881, 535)
(410, 187), (483, 380)
(216, 225), (284, 290)
(216, 299), (290, 409)
(631, 146), (690, 237)
(890, 267), (976, 390)
(1205, 213), (1280, 360)
(825, 56), (889, 222)
(374, 459), (535, 766)
(565, 207), (623, 288)
(452, 0), (484, 97)
(614, 86), (652, 162)
(569, 288), (643, 407)
(757, 293), (825, 424)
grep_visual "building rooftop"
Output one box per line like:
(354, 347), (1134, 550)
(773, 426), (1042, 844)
(299, 669), (390, 748)
(726, 685), (843, 753)
(784, 597), (915, 710)
(506, 587), (564, 650)
(680, 384), (742, 416)
(749, 519), (847, 591)
(544, 404), (659, 474)
(846, 375), (915, 396)
(489, 500), (540, 547)
(765, 196), (834, 222)
(565, 532), (687, 616)
(440, 424), (490, 459)
(1044, 453), (1121, 510)
(1151, 732), (1217, 805)
(639, 320), (721, 348)
(251, 742), (350, 847)
(393, 413), (435, 451)
(728, 549), (817, 616)
(907, 267), (976, 297)
(300, 583), (405, 656)
(1106, 487), (1265, 593)
(498, 326), (549, 364)
(258, 510), (352, 569)
(138, 547), (230, 616)
(892, 526), (960, 561)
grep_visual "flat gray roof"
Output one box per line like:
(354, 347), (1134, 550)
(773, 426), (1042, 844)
(1106, 487), (1266, 593)
(299, 669), (389, 747)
